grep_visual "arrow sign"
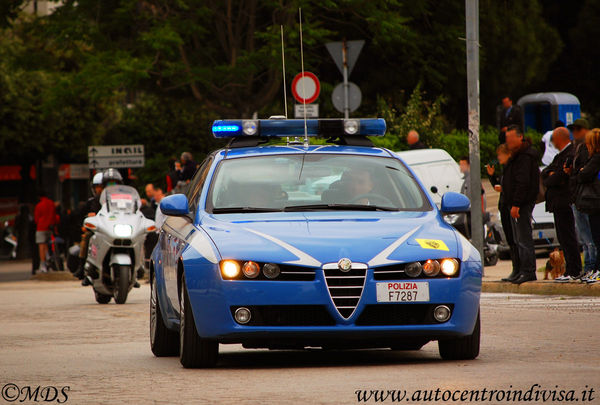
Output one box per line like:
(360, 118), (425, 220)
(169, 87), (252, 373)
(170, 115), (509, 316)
(325, 40), (365, 76)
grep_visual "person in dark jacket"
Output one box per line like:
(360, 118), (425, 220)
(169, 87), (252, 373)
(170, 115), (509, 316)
(575, 129), (600, 283)
(179, 152), (198, 182)
(502, 125), (540, 284)
(566, 118), (596, 278)
(541, 127), (581, 282)
(486, 144), (519, 281)
(498, 97), (523, 144)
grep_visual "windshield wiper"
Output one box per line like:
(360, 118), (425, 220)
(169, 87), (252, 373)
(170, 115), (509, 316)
(212, 207), (283, 214)
(283, 204), (398, 212)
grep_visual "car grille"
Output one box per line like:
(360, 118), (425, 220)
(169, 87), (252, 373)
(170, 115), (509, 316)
(323, 262), (367, 319)
(230, 305), (335, 326)
(355, 304), (454, 326)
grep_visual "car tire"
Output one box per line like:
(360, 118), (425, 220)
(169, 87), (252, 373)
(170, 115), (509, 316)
(94, 290), (111, 304)
(179, 276), (218, 368)
(150, 272), (179, 357)
(438, 310), (480, 360)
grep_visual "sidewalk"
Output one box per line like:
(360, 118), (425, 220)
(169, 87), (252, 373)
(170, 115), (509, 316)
(483, 257), (600, 296)
(0, 259), (76, 282)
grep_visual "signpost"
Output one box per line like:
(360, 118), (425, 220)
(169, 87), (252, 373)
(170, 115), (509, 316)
(466, 0), (483, 259)
(332, 82), (362, 113)
(88, 145), (145, 169)
(291, 72), (320, 118)
(326, 40), (364, 118)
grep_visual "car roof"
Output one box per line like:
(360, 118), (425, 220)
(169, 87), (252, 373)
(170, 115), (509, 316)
(221, 144), (396, 159)
(395, 148), (456, 166)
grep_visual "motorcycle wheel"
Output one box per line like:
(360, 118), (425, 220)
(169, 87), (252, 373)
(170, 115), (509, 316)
(94, 290), (111, 304)
(113, 265), (131, 305)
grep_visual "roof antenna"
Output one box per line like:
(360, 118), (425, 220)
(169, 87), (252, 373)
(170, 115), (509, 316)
(280, 25), (288, 120)
(298, 7), (309, 147)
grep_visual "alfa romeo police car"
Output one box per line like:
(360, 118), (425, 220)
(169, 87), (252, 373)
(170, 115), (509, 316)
(150, 118), (482, 368)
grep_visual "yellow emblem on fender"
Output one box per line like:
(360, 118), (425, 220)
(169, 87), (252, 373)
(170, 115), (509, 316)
(415, 239), (449, 251)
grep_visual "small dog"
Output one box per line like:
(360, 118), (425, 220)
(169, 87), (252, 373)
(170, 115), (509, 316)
(545, 249), (565, 280)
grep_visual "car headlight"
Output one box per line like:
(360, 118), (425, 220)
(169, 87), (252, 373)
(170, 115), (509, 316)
(220, 260), (241, 279)
(440, 258), (459, 276)
(242, 261), (260, 279)
(422, 259), (441, 277)
(113, 224), (133, 237)
(404, 262), (423, 277)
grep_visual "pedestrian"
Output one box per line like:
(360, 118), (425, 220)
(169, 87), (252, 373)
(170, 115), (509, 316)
(33, 191), (56, 273)
(486, 144), (520, 281)
(541, 120), (564, 166)
(574, 128), (600, 283)
(141, 183), (157, 220)
(179, 152), (198, 182)
(153, 185), (167, 229)
(540, 127), (582, 282)
(498, 96), (523, 144)
(74, 172), (104, 280)
(406, 130), (426, 150)
(502, 125), (539, 284)
(565, 118), (597, 278)
(165, 157), (179, 193)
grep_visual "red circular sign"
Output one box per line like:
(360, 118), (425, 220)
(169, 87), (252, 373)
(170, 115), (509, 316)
(291, 72), (320, 104)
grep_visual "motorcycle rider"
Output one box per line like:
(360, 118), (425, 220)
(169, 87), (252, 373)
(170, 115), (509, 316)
(74, 172), (104, 280)
(78, 169), (130, 285)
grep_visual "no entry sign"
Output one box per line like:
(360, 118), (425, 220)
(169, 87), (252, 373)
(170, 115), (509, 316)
(291, 72), (320, 104)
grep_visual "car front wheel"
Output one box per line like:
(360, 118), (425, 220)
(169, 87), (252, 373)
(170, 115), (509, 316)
(179, 276), (218, 368)
(438, 310), (480, 360)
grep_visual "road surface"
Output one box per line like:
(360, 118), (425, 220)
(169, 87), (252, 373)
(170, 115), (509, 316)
(0, 280), (598, 404)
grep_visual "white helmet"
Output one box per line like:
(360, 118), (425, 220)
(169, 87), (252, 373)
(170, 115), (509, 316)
(92, 172), (103, 186)
(91, 172), (103, 196)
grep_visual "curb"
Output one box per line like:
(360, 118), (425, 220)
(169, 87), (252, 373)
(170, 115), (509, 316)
(483, 281), (600, 297)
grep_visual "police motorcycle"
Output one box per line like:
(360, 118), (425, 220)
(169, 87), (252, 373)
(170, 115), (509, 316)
(82, 184), (156, 304)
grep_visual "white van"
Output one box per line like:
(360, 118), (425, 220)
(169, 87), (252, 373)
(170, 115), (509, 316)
(396, 148), (464, 207)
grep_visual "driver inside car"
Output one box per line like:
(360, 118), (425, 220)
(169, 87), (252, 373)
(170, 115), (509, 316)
(345, 168), (375, 205)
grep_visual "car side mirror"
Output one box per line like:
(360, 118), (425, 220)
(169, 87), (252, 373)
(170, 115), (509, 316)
(160, 194), (189, 217)
(440, 192), (471, 214)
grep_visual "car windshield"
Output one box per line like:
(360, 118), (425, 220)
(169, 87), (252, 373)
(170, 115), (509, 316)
(100, 185), (141, 213)
(207, 154), (430, 213)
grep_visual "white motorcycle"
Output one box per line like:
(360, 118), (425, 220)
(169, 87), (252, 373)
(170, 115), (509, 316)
(83, 185), (155, 304)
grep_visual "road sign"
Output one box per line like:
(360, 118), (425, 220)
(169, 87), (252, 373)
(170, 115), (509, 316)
(332, 82), (362, 113)
(325, 40), (364, 76)
(294, 104), (319, 118)
(88, 145), (145, 169)
(291, 72), (320, 104)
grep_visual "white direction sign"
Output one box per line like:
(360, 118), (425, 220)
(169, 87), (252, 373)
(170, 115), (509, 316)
(294, 104), (319, 118)
(88, 145), (145, 169)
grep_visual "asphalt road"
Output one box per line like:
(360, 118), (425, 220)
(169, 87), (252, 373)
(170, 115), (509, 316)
(1, 280), (599, 405)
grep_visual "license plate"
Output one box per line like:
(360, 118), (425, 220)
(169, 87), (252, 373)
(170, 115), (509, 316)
(376, 282), (429, 302)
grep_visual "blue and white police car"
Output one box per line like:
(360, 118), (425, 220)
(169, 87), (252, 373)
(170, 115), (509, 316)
(150, 118), (482, 368)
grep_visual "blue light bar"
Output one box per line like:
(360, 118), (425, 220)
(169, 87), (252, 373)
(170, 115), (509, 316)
(211, 119), (386, 138)
(212, 124), (240, 133)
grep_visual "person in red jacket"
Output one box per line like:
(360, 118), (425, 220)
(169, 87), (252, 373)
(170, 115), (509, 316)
(34, 191), (56, 273)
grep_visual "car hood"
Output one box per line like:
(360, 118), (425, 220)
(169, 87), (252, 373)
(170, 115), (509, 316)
(200, 211), (463, 267)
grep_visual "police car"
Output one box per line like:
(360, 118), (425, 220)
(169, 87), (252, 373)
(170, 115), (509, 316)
(149, 118), (482, 368)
